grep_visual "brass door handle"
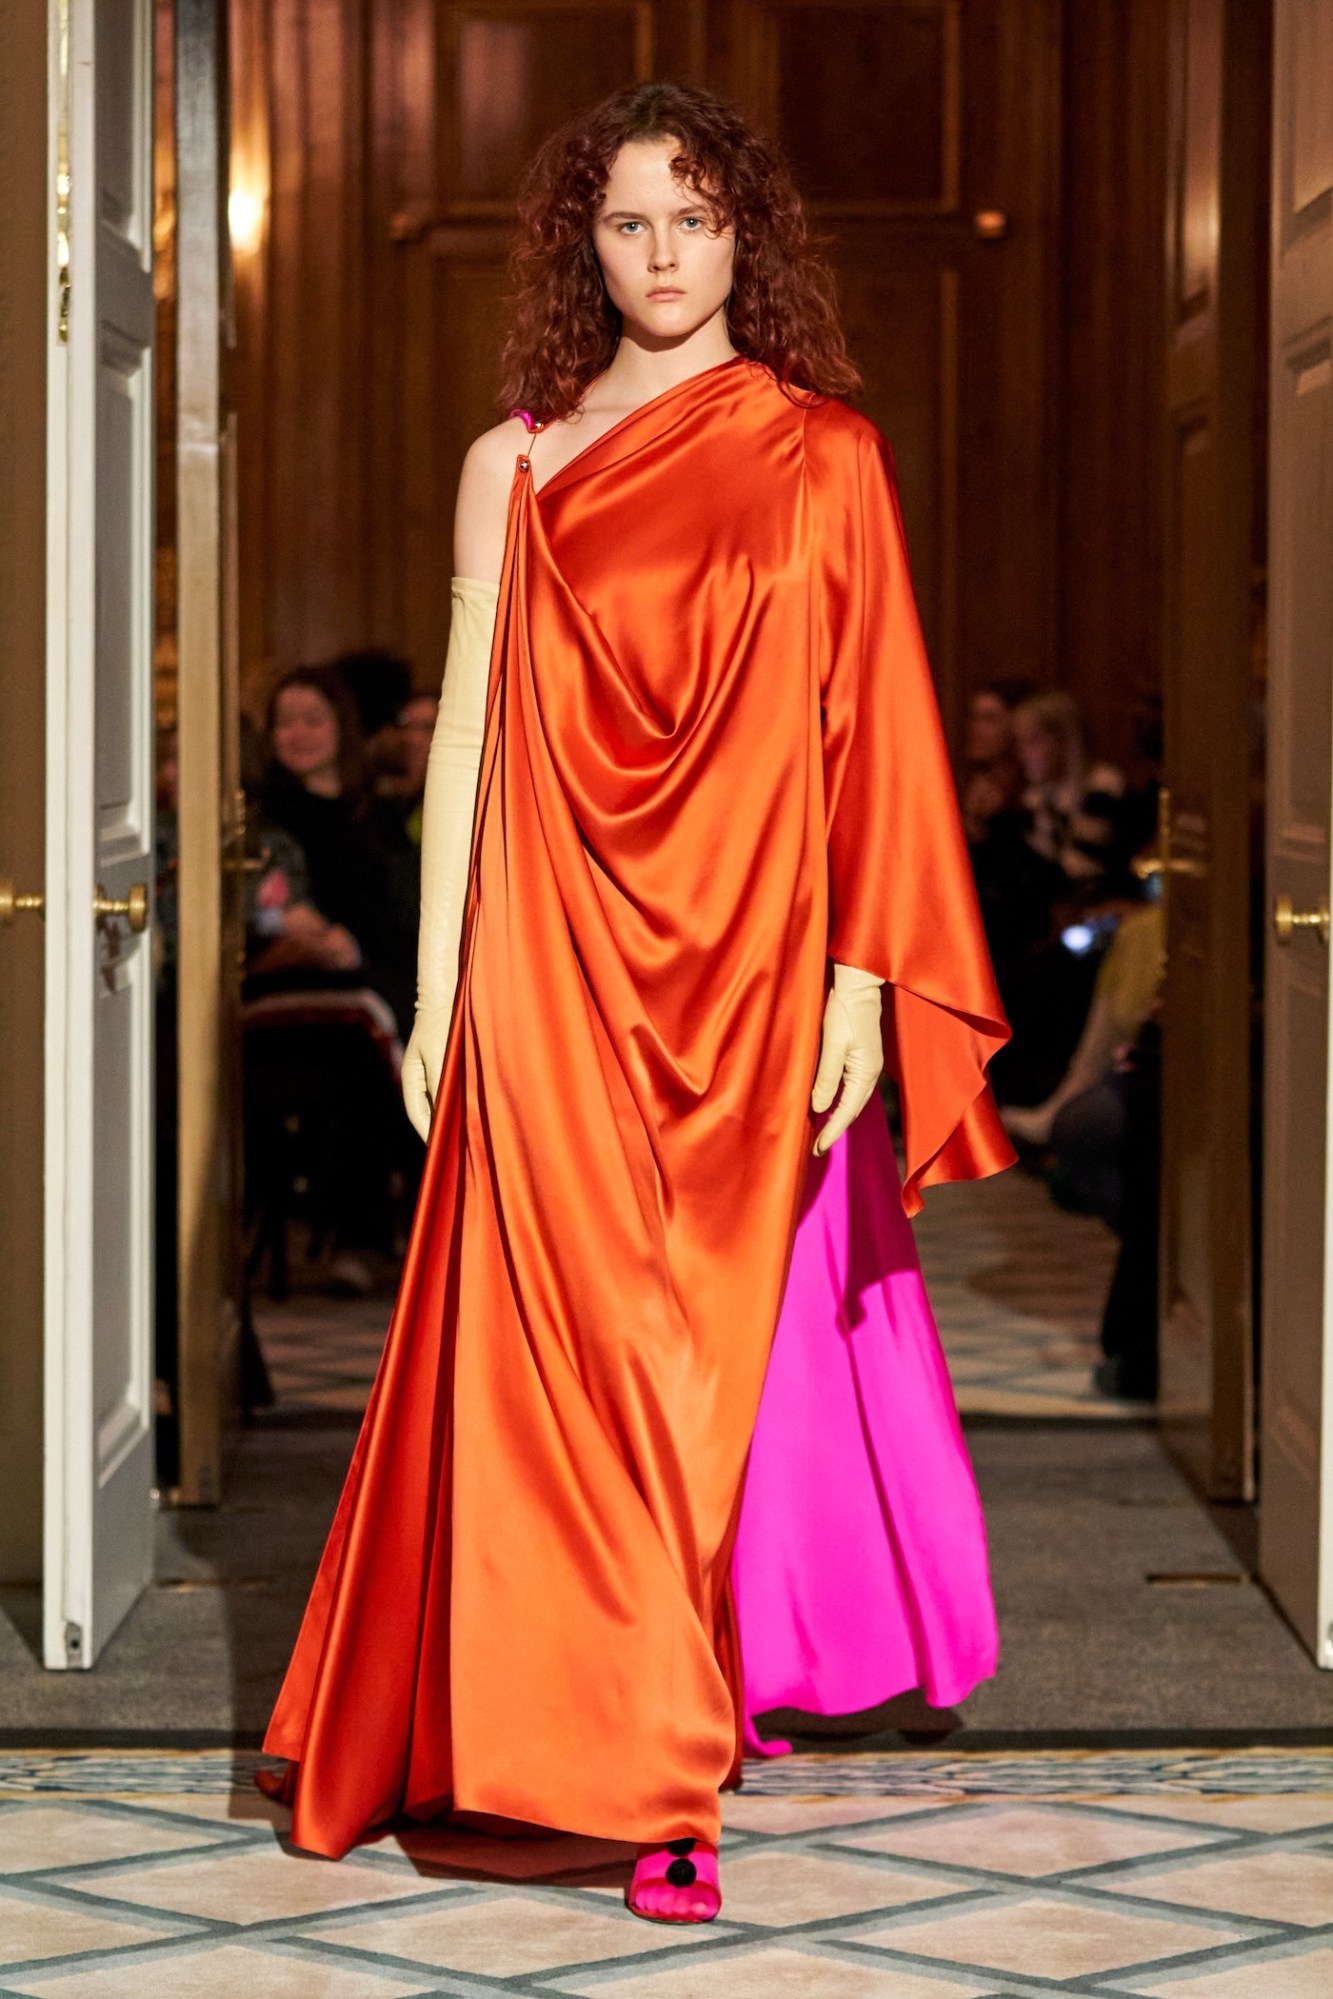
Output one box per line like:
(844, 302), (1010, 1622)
(973, 209), (1009, 241)
(1133, 854), (1205, 882)
(0, 879), (45, 926)
(1273, 893), (1330, 946)
(225, 845), (271, 876)
(93, 881), (150, 934)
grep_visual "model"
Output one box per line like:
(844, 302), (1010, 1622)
(261, 80), (1011, 1925)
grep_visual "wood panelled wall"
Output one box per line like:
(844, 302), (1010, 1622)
(230, 0), (1167, 766)
(1057, 0), (1171, 765)
(230, 0), (708, 701)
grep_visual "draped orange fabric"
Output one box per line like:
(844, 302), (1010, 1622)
(261, 358), (1012, 1859)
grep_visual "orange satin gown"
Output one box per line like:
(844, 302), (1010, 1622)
(261, 357), (1012, 1859)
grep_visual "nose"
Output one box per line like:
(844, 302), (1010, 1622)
(648, 229), (677, 272)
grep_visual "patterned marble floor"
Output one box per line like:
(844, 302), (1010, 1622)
(913, 1171), (1126, 1419)
(255, 1166), (1128, 1422)
(1, 1751), (1331, 1996)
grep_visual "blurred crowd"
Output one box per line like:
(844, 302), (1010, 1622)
(235, 654), (436, 1292)
(154, 650), (439, 1458)
(962, 679), (1165, 1403)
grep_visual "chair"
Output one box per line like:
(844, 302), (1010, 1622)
(242, 986), (404, 1302)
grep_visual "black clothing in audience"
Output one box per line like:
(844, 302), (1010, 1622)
(335, 648), (414, 743)
(257, 767), (418, 1037)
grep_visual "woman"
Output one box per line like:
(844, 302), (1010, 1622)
(260, 665), (418, 1036)
(254, 668), (421, 1287)
(261, 82), (1010, 1923)
(960, 681), (1026, 845)
(1012, 688), (1125, 889)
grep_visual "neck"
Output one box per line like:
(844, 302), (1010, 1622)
(600, 307), (736, 408)
(303, 766), (340, 798)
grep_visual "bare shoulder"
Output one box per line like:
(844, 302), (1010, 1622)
(464, 415), (530, 478)
(454, 417), (528, 582)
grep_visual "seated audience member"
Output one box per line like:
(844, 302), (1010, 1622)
(960, 680), (1029, 844)
(1103, 694), (1163, 893)
(1001, 900), (1165, 1218)
(1013, 689), (1125, 891)
(258, 665), (417, 1038)
(966, 682), (1061, 972)
(331, 647), (414, 791)
(246, 718), (407, 1294)
(369, 695), (437, 919)
(243, 822), (362, 982)
(982, 689), (1131, 1106)
(1002, 898), (1165, 1405)
(378, 691), (438, 854)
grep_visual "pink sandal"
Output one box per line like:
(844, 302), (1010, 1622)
(627, 1838), (721, 1923)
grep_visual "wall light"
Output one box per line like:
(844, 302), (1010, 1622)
(228, 186), (264, 255)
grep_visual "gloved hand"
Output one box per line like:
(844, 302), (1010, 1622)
(811, 960), (885, 1156)
(402, 577), (498, 1141)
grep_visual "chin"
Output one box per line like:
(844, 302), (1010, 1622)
(628, 303), (717, 343)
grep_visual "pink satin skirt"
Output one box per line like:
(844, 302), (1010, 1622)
(734, 1092), (998, 1755)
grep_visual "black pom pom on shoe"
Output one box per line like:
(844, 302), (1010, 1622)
(665, 1857), (698, 1886)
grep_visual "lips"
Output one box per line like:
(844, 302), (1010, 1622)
(648, 288), (684, 300)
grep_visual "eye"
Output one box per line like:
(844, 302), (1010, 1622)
(680, 215), (705, 231)
(618, 220), (644, 235)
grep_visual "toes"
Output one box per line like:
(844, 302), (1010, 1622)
(630, 1882), (718, 1921)
(628, 1839), (720, 1924)
(633, 1885), (711, 1921)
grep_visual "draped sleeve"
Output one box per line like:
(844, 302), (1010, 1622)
(807, 402), (1014, 1214)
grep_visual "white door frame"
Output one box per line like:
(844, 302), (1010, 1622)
(42, 0), (157, 1670)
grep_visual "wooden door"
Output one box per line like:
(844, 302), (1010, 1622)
(43, 0), (159, 1666)
(1259, 0), (1333, 1667)
(713, 0), (1060, 735)
(173, 0), (244, 1505)
(1157, 0), (1269, 1501)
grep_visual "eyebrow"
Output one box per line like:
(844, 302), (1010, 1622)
(599, 203), (713, 221)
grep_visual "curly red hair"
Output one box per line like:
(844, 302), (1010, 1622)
(499, 81), (861, 421)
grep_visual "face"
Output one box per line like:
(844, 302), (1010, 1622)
(1015, 715), (1062, 786)
(398, 694), (437, 793)
(965, 692), (1010, 766)
(593, 138), (736, 347)
(272, 685), (340, 785)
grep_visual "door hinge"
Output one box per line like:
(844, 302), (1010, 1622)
(63, 1620), (84, 1665)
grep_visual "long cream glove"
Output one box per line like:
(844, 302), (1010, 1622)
(811, 961), (885, 1155)
(401, 576), (498, 1140)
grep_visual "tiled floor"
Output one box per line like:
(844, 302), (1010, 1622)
(253, 1294), (390, 1415)
(2, 1752), (1331, 1995)
(255, 1164), (1127, 1422)
(913, 1170), (1126, 1418)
